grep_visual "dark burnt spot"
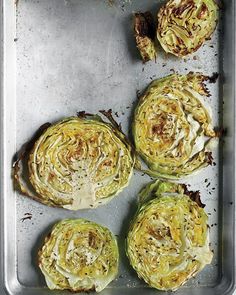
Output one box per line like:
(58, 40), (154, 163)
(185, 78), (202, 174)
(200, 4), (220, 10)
(206, 152), (213, 165)
(88, 232), (96, 248)
(199, 81), (211, 97)
(48, 172), (55, 181)
(77, 111), (94, 118)
(149, 228), (163, 240)
(173, 48), (181, 54)
(134, 12), (155, 39)
(103, 160), (112, 167)
(194, 43), (203, 53)
(149, 226), (171, 240)
(182, 185), (205, 208)
(44, 233), (52, 244)
(99, 109), (122, 132)
(176, 36), (184, 46)
(68, 285), (96, 293)
(172, 1), (195, 16)
(214, 127), (226, 137)
(208, 72), (219, 84)
(197, 3), (209, 19)
(152, 124), (164, 136)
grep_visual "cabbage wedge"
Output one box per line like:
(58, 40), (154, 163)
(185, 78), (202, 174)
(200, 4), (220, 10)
(134, 12), (156, 62)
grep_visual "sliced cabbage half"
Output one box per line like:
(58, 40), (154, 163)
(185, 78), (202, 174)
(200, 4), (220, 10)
(38, 219), (119, 292)
(126, 180), (213, 291)
(14, 113), (134, 210)
(133, 73), (217, 179)
(157, 0), (219, 57)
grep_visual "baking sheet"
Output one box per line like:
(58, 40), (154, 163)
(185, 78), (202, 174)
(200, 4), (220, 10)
(1, 0), (235, 294)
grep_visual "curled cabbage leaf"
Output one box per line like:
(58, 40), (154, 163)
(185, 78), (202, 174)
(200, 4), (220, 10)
(126, 180), (213, 291)
(38, 219), (119, 292)
(157, 0), (219, 57)
(14, 113), (134, 210)
(133, 73), (217, 179)
(134, 12), (156, 62)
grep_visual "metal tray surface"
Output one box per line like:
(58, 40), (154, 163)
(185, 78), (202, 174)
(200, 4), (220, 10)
(0, 0), (235, 294)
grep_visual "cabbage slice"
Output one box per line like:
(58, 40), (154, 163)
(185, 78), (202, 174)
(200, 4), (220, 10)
(14, 113), (134, 210)
(157, 0), (219, 57)
(126, 180), (213, 291)
(38, 219), (119, 292)
(133, 73), (218, 179)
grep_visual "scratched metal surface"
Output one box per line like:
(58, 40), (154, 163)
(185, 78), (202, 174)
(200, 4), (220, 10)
(1, 0), (235, 294)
